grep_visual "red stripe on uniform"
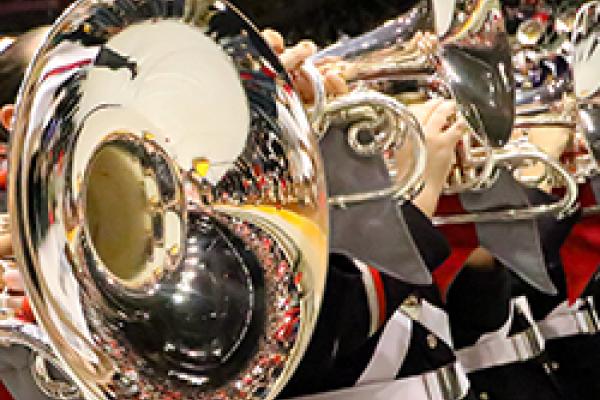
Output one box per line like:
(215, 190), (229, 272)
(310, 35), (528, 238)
(17, 297), (35, 324)
(368, 266), (386, 328)
(261, 65), (277, 79)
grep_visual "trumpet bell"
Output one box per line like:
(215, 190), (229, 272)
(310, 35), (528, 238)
(9, 1), (328, 399)
(436, 0), (515, 149)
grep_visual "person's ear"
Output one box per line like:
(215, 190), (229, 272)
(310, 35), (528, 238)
(0, 104), (14, 132)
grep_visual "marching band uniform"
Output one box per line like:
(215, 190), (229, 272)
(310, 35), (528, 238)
(513, 184), (600, 400)
(2, 3), (596, 400)
(0, 19), (474, 399)
(439, 184), (579, 400)
(436, 179), (578, 399)
(448, 264), (568, 400)
(280, 201), (472, 400)
(0, 201), (470, 400)
(514, 269), (600, 400)
(273, 114), (475, 400)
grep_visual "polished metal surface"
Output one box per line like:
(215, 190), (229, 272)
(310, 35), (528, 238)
(512, 3), (577, 62)
(289, 0), (441, 286)
(0, 320), (80, 399)
(426, 362), (470, 400)
(302, 0), (515, 196)
(30, 350), (81, 400)
(508, 1), (599, 185)
(320, 91), (426, 207)
(514, 62), (573, 125)
(432, 139), (579, 225)
(300, 29), (429, 206)
(433, 1), (590, 225)
(573, 1), (600, 164)
(296, 0), (578, 224)
(8, 1), (328, 399)
(437, 0), (515, 149)
(436, 0), (517, 194)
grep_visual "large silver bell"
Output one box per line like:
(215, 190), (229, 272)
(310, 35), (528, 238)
(6, 1), (329, 399)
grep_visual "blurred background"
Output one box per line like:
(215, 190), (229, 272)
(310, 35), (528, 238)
(0, 0), (547, 41)
(0, 0), (71, 33)
(0, 0), (414, 41)
(0, 0), (581, 45)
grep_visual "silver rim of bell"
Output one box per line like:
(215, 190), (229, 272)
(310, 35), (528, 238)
(8, 1), (329, 399)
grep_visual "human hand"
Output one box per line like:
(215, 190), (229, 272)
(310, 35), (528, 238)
(409, 99), (466, 217)
(262, 29), (349, 103)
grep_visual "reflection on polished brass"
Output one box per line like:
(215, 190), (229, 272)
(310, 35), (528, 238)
(433, 138), (579, 225)
(511, 2), (598, 185)
(7, 1), (328, 399)
(85, 138), (156, 283)
(30, 353), (81, 400)
(0, 320), (80, 399)
(573, 1), (600, 167)
(434, 1), (581, 224)
(302, 0), (516, 196)
(298, 0), (578, 224)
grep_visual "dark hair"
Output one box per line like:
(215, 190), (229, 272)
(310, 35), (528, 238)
(0, 26), (49, 107)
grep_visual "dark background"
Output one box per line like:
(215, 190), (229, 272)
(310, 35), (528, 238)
(0, 0), (423, 39)
(0, 0), (568, 42)
(0, 0), (71, 33)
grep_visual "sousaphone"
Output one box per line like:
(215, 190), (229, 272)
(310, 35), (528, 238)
(3, 1), (330, 399)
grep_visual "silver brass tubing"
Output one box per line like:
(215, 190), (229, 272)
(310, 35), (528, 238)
(8, 3), (331, 399)
(301, 57), (427, 207)
(301, 60), (327, 137)
(583, 204), (600, 216)
(0, 320), (80, 399)
(432, 147), (579, 225)
(514, 120), (577, 129)
(443, 133), (495, 195)
(572, 1), (600, 49)
(323, 91), (427, 208)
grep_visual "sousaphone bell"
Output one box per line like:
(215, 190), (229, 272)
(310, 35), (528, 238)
(1, 1), (330, 399)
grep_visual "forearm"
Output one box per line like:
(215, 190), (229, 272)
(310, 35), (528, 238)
(412, 175), (445, 218)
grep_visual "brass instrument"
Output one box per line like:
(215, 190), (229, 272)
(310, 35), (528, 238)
(573, 0), (600, 214)
(299, 0), (578, 224)
(1, 1), (329, 399)
(432, 0), (577, 225)
(508, 1), (600, 188)
(0, 1), (595, 399)
(301, 0), (506, 196)
(510, 2), (597, 186)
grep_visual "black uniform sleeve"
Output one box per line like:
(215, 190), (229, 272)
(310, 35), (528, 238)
(447, 262), (512, 348)
(401, 202), (451, 272)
